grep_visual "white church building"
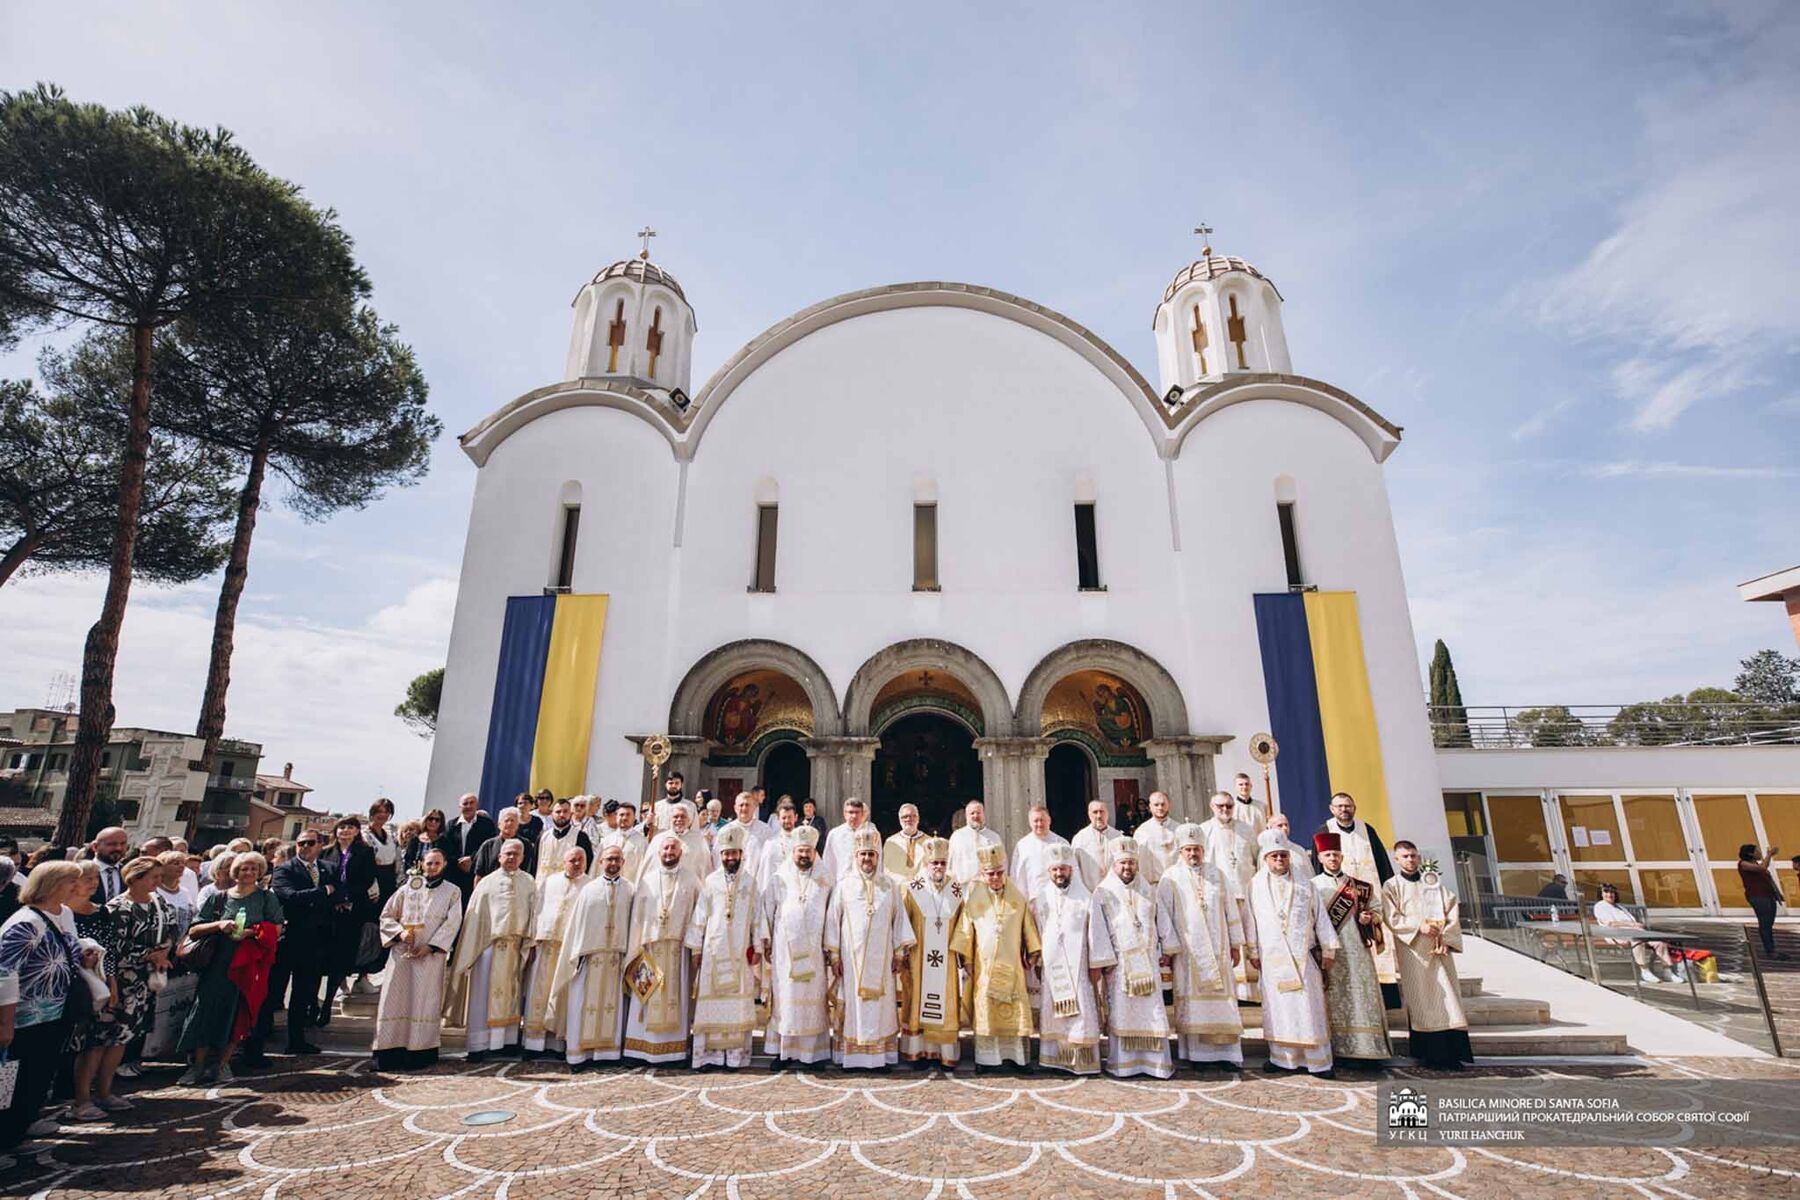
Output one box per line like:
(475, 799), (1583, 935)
(427, 241), (1448, 858)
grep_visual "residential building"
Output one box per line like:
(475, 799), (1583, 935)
(250, 762), (327, 842)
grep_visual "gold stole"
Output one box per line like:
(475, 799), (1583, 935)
(579, 881), (625, 1052)
(784, 874), (819, 983)
(980, 892), (1022, 1008)
(1114, 887), (1158, 998)
(485, 876), (528, 1026)
(702, 874), (745, 999)
(1042, 888), (1082, 1017)
(642, 873), (685, 1034)
(851, 874), (886, 1002)
(1181, 870), (1225, 996)
(1262, 874), (1305, 993)
(524, 881), (577, 1036)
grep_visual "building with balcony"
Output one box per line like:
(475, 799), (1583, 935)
(249, 762), (327, 841)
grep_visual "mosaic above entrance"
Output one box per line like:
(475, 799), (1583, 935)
(702, 668), (814, 749)
(1041, 669), (1152, 751)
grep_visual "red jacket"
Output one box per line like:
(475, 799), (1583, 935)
(227, 921), (282, 1044)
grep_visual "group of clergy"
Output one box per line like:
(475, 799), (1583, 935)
(369, 780), (1474, 1079)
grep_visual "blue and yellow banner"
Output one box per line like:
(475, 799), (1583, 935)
(477, 593), (609, 814)
(1252, 591), (1392, 838)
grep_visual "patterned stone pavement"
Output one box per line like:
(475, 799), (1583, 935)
(5, 1055), (1797, 1200)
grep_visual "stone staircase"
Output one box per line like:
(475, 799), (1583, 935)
(314, 963), (1629, 1062)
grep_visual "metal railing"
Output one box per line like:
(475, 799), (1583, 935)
(1429, 702), (1800, 749)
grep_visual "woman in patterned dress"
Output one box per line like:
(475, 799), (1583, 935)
(68, 857), (177, 1120)
(0, 862), (96, 1149)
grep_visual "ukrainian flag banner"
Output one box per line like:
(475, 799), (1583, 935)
(1252, 591), (1393, 838)
(476, 594), (609, 814)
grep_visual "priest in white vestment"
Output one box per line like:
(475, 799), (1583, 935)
(1154, 824), (1245, 1069)
(552, 837), (634, 1066)
(536, 798), (594, 882)
(723, 792), (774, 881)
(522, 846), (588, 1054)
(1032, 842), (1105, 1075)
(760, 824), (833, 1067)
(1311, 832), (1392, 1064)
(824, 826), (915, 1068)
(686, 823), (762, 1069)
(610, 801), (647, 879)
(1133, 791), (1179, 885)
(372, 848), (462, 1070)
(883, 804), (929, 881)
(1200, 791), (1260, 1001)
(1011, 802), (1069, 901)
(447, 839), (538, 1059)
(1071, 799), (1123, 893)
(899, 837), (964, 1067)
(1245, 829), (1339, 1076)
(946, 799), (1004, 886)
(1090, 837), (1174, 1078)
(622, 832), (701, 1063)
(1228, 771), (1268, 834)
(1382, 840), (1473, 1069)
(639, 801), (710, 886)
(820, 796), (874, 880)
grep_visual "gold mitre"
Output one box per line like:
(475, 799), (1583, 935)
(976, 843), (1006, 872)
(715, 822), (747, 853)
(792, 825), (821, 850)
(922, 836), (950, 862)
(1112, 836), (1140, 861)
(853, 826), (881, 854)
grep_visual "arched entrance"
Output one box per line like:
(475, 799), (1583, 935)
(1044, 742), (1093, 839)
(873, 713), (980, 837)
(759, 740), (809, 812)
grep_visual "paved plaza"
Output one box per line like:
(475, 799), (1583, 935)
(6, 1054), (1796, 1200)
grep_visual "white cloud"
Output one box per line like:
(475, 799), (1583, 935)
(1581, 459), (1795, 480)
(1510, 398), (1577, 441)
(0, 574), (457, 815)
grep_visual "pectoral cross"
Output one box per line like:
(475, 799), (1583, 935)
(1227, 295), (1248, 369)
(637, 225), (657, 260)
(645, 308), (664, 378)
(1190, 303), (1209, 375)
(606, 299), (627, 373)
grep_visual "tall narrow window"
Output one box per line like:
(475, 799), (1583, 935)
(752, 504), (779, 592)
(913, 503), (939, 591)
(554, 504), (580, 590)
(1277, 501), (1304, 588)
(1074, 503), (1102, 590)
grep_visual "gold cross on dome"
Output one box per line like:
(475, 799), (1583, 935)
(1193, 223), (1214, 257)
(637, 225), (657, 260)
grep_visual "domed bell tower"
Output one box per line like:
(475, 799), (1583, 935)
(1152, 227), (1291, 402)
(565, 227), (698, 401)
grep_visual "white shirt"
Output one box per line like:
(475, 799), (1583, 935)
(1010, 830), (1070, 900)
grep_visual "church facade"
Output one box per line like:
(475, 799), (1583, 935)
(427, 244), (1448, 858)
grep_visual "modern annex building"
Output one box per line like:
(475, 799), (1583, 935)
(427, 242), (1447, 856)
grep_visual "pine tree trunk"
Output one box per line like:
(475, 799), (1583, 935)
(189, 430), (272, 839)
(0, 533), (43, 588)
(56, 323), (155, 847)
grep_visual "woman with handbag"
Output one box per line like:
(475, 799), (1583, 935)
(66, 858), (175, 1120)
(0, 862), (100, 1149)
(175, 852), (284, 1086)
(318, 818), (378, 1022)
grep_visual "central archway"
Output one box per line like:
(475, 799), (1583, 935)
(872, 712), (980, 837)
(1044, 742), (1094, 839)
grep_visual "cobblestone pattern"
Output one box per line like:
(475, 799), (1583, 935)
(5, 1056), (1796, 1200)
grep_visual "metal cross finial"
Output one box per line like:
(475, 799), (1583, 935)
(1193, 223), (1214, 257)
(637, 226), (657, 260)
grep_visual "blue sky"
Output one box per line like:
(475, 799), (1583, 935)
(3, 1), (1795, 812)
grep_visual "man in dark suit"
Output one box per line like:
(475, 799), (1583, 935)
(89, 826), (130, 904)
(448, 792), (497, 902)
(470, 805), (537, 880)
(250, 832), (336, 1061)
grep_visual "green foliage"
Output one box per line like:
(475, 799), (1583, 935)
(1428, 638), (1472, 747)
(1512, 705), (1590, 747)
(1735, 649), (1800, 706)
(396, 667), (444, 737)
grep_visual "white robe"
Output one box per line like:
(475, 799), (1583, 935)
(1071, 825), (1122, 893)
(1246, 869), (1339, 1073)
(947, 824), (1004, 886)
(1010, 831), (1070, 901)
(760, 864), (833, 1064)
(1199, 815), (1260, 999)
(536, 823), (589, 881)
(1155, 861), (1244, 1063)
(820, 821), (874, 881)
(824, 869), (915, 1067)
(1133, 816), (1179, 884)
(448, 868), (538, 1053)
(522, 871), (586, 1051)
(622, 865), (699, 1063)
(552, 871), (633, 1064)
(685, 867), (762, 1067)
(1031, 879), (1104, 1074)
(373, 878), (462, 1054)
(1090, 874), (1173, 1078)
(755, 828), (801, 888)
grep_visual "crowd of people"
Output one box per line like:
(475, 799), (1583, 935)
(0, 775), (1483, 1156)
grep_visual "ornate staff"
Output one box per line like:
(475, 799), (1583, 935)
(641, 733), (672, 835)
(1249, 732), (1280, 815)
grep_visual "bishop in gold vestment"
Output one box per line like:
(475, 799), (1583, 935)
(900, 838), (965, 1066)
(947, 842), (1040, 1068)
(447, 840), (538, 1058)
(552, 837), (634, 1065)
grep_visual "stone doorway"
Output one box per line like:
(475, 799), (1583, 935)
(1045, 741), (1094, 839)
(873, 712), (980, 837)
(759, 740), (809, 814)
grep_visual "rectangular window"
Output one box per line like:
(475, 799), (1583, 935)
(913, 503), (939, 591)
(1074, 503), (1102, 590)
(553, 504), (580, 591)
(751, 504), (779, 592)
(1277, 501), (1304, 588)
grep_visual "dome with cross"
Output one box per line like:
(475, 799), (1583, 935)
(1151, 233), (1291, 397)
(564, 228), (697, 395)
